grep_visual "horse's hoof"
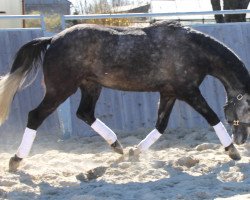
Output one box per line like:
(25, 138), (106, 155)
(9, 155), (22, 172)
(111, 140), (124, 155)
(225, 144), (241, 161)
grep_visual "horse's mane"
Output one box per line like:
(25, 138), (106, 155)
(186, 25), (250, 93)
(151, 20), (250, 94)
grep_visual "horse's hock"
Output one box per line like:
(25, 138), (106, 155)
(1, 23), (250, 138)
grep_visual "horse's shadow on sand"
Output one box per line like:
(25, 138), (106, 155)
(7, 160), (250, 200)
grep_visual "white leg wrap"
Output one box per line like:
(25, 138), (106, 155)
(16, 127), (36, 158)
(137, 129), (162, 152)
(91, 119), (117, 145)
(213, 122), (232, 147)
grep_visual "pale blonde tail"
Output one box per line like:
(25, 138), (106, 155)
(0, 69), (24, 125)
(0, 37), (51, 126)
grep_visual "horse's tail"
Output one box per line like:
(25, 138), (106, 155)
(0, 37), (52, 126)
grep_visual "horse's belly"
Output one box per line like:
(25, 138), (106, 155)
(99, 80), (151, 91)
(96, 75), (171, 92)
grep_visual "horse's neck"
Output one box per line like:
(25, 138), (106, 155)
(211, 60), (250, 99)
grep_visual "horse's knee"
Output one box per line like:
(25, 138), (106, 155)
(76, 111), (96, 125)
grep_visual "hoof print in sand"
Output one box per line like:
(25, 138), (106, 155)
(76, 166), (108, 182)
(176, 156), (199, 168)
(196, 143), (219, 151)
(128, 148), (140, 161)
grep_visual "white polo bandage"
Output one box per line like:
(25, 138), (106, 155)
(91, 119), (117, 145)
(213, 122), (232, 147)
(16, 127), (36, 158)
(137, 129), (162, 152)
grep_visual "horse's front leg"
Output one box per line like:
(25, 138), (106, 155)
(181, 88), (241, 161)
(77, 83), (123, 154)
(130, 94), (176, 156)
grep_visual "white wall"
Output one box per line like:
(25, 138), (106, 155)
(150, 0), (214, 21)
(0, 0), (23, 28)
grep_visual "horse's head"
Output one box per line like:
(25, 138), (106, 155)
(224, 93), (250, 145)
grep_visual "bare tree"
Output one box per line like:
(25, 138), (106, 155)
(112, 0), (128, 7)
(211, 0), (250, 23)
(70, 0), (132, 26)
(72, 0), (132, 14)
(71, 0), (88, 14)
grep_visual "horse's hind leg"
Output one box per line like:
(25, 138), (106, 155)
(76, 81), (123, 154)
(9, 87), (75, 172)
(130, 94), (176, 156)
